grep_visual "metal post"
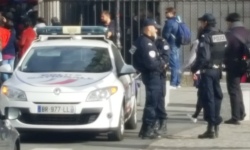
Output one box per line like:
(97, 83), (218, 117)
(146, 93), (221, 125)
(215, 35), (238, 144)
(116, 0), (122, 49)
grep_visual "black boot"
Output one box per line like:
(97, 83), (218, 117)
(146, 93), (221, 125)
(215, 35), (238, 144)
(198, 124), (216, 139)
(138, 123), (146, 138)
(141, 125), (157, 139)
(214, 125), (219, 138)
(154, 119), (167, 138)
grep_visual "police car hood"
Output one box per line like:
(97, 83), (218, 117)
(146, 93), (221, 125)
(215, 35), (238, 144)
(14, 71), (112, 87)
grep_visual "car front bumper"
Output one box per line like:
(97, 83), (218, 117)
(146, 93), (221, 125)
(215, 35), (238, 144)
(0, 94), (123, 132)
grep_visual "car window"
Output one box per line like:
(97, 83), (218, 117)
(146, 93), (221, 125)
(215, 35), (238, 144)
(20, 46), (112, 73)
(111, 44), (125, 73)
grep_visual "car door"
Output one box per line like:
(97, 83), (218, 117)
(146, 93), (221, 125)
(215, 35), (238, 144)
(111, 45), (132, 98)
(0, 112), (8, 150)
(111, 45), (136, 116)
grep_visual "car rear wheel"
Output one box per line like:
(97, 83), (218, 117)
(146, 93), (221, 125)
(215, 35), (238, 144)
(108, 107), (124, 141)
(125, 100), (137, 129)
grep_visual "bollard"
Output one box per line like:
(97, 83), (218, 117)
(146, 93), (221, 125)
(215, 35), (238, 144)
(165, 80), (170, 108)
(242, 90), (250, 121)
(240, 83), (250, 121)
(136, 79), (145, 107)
(137, 80), (142, 106)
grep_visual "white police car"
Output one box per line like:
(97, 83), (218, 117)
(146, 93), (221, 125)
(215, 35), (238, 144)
(0, 26), (138, 141)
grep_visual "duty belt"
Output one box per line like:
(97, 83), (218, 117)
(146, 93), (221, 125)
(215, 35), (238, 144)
(142, 71), (160, 75)
(212, 64), (220, 69)
(201, 64), (220, 73)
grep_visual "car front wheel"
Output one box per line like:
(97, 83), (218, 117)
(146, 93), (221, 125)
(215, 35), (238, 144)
(108, 107), (125, 141)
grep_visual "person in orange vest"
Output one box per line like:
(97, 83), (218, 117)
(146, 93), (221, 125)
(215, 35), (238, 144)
(0, 14), (10, 51)
(18, 17), (36, 58)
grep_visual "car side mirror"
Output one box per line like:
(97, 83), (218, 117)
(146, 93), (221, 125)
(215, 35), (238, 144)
(0, 64), (13, 74)
(0, 111), (6, 120)
(119, 64), (137, 76)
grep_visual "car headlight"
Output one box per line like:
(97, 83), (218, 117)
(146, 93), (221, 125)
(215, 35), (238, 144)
(86, 87), (118, 102)
(1, 86), (27, 101)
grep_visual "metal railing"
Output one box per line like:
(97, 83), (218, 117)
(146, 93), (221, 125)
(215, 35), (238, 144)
(39, 0), (250, 66)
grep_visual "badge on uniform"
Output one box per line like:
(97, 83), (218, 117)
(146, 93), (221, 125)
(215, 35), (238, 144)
(212, 34), (227, 43)
(129, 45), (137, 54)
(149, 50), (156, 58)
(200, 42), (204, 47)
(148, 43), (153, 46)
(164, 45), (169, 50)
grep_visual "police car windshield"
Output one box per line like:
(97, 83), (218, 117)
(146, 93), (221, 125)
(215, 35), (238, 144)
(19, 46), (112, 73)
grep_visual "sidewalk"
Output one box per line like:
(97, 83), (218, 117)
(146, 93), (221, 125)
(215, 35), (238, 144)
(147, 83), (250, 150)
(149, 122), (250, 150)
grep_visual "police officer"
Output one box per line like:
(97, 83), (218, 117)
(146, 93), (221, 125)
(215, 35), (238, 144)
(154, 35), (169, 137)
(191, 13), (226, 139)
(224, 13), (247, 125)
(130, 18), (168, 139)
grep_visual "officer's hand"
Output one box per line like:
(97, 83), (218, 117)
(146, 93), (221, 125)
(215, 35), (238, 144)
(193, 73), (198, 80)
(107, 32), (112, 38)
(2, 17), (6, 23)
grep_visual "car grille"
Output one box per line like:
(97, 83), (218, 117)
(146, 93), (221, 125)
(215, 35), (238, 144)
(18, 113), (100, 125)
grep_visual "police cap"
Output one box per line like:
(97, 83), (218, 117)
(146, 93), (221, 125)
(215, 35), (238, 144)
(198, 13), (216, 23)
(142, 18), (161, 29)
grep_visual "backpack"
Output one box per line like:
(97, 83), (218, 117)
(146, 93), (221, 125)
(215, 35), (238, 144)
(175, 20), (191, 45)
(233, 31), (250, 74)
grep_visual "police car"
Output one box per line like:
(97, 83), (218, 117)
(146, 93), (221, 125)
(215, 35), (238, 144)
(0, 26), (138, 141)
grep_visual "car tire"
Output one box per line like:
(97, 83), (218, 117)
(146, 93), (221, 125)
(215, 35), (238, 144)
(125, 100), (137, 129)
(108, 107), (124, 141)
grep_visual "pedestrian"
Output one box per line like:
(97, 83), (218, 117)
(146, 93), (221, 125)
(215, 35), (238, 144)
(34, 17), (46, 31)
(0, 14), (10, 84)
(51, 17), (61, 26)
(1, 20), (16, 81)
(191, 13), (226, 139)
(187, 69), (202, 123)
(100, 11), (116, 43)
(131, 18), (167, 139)
(0, 14), (10, 51)
(18, 17), (36, 58)
(224, 13), (248, 125)
(182, 27), (203, 72)
(162, 7), (182, 89)
(184, 27), (203, 123)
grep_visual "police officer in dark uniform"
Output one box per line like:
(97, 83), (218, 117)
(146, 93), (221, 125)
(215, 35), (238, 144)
(191, 13), (226, 139)
(224, 13), (248, 125)
(130, 18), (168, 139)
(153, 36), (169, 137)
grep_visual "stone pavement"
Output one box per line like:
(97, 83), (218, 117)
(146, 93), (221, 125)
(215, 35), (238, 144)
(146, 82), (250, 150)
(149, 122), (250, 150)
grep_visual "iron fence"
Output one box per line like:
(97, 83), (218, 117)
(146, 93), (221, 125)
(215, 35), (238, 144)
(39, 0), (250, 66)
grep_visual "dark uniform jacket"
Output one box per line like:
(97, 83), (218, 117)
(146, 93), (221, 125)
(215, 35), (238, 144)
(191, 27), (212, 73)
(191, 27), (226, 73)
(132, 34), (167, 89)
(224, 21), (249, 73)
(133, 34), (166, 73)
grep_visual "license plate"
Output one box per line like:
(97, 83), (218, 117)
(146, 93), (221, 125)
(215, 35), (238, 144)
(37, 105), (76, 114)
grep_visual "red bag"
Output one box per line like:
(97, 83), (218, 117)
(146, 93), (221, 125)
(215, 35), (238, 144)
(241, 73), (247, 83)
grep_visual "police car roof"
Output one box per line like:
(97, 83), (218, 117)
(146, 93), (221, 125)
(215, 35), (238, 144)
(32, 39), (110, 48)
